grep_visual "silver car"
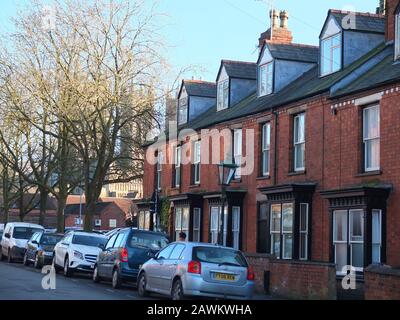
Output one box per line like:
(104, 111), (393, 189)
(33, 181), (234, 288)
(137, 242), (255, 300)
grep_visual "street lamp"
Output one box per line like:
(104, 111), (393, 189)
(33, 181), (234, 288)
(217, 162), (238, 186)
(216, 162), (238, 246)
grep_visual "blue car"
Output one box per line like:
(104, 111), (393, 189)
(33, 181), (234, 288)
(93, 228), (169, 289)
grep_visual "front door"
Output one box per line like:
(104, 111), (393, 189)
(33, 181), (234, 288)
(333, 209), (364, 275)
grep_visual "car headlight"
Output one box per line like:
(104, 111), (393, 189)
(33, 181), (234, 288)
(73, 251), (84, 260)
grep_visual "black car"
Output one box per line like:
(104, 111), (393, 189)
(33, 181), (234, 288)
(24, 232), (64, 268)
(93, 228), (169, 289)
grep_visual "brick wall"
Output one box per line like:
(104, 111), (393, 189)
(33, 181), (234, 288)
(246, 253), (272, 294)
(386, 0), (399, 41)
(365, 265), (400, 300)
(269, 260), (337, 300)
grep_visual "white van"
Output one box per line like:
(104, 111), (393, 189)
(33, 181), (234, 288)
(0, 223), (44, 263)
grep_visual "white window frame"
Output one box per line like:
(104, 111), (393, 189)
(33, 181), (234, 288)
(270, 204), (282, 258)
(372, 209), (382, 264)
(175, 207), (190, 241)
(233, 129), (242, 179)
(299, 203), (309, 261)
(333, 210), (348, 275)
(259, 61), (274, 96)
(75, 218), (83, 226)
(193, 208), (201, 242)
(349, 209), (364, 273)
(157, 151), (163, 191)
(281, 203), (294, 260)
(109, 219), (117, 228)
(294, 113), (306, 172)
(178, 97), (188, 125)
(193, 141), (201, 185)
(174, 146), (181, 187)
(395, 14), (400, 60)
(232, 206), (241, 250)
(320, 33), (342, 76)
(363, 105), (380, 172)
(210, 207), (220, 244)
(262, 123), (271, 176)
(95, 219), (102, 227)
(217, 79), (229, 111)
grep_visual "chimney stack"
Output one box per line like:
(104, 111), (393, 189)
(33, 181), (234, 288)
(376, 0), (386, 14)
(258, 9), (293, 47)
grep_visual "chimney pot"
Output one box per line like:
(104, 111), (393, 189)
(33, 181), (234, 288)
(280, 10), (289, 29)
(270, 9), (279, 28)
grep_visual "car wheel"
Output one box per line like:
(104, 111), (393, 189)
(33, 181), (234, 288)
(52, 255), (61, 272)
(112, 268), (122, 289)
(137, 273), (148, 298)
(34, 254), (42, 269)
(7, 249), (13, 264)
(64, 257), (73, 277)
(23, 253), (30, 266)
(172, 279), (184, 301)
(93, 265), (101, 283)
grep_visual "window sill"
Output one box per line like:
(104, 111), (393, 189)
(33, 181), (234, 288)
(189, 184), (201, 189)
(230, 179), (242, 184)
(288, 170), (306, 177)
(171, 187), (180, 192)
(257, 176), (271, 181)
(355, 170), (382, 178)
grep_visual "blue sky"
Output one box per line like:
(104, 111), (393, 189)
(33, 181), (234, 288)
(0, 0), (379, 82)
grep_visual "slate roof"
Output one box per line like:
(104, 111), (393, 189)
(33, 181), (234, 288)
(220, 60), (257, 80)
(266, 43), (319, 63)
(329, 10), (385, 34)
(64, 202), (114, 216)
(183, 80), (216, 98)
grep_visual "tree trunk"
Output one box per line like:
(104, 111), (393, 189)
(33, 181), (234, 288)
(56, 195), (67, 233)
(38, 190), (48, 226)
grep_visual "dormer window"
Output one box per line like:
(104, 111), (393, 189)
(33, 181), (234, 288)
(321, 33), (342, 76)
(217, 79), (229, 111)
(395, 13), (400, 60)
(178, 97), (188, 125)
(259, 61), (274, 96)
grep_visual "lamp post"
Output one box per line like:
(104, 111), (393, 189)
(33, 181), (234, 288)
(217, 162), (238, 246)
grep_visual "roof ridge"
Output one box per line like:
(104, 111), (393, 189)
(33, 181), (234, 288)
(269, 42), (319, 49)
(329, 9), (384, 18)
(184, 80), (216, 85)
(222, 59), (257, 65)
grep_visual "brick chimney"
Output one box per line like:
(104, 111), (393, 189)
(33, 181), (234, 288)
(376, 0), (386, 14)
(259, 9), (293, 47)
(385, 0), (399, 41)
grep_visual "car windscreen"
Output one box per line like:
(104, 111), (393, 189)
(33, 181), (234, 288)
(72, 235), (107, 247)
(129, 233), (169, 251)
(41, 235), (63, 245)
(13, 228), (43, 240)
(193, 247), (248, 267)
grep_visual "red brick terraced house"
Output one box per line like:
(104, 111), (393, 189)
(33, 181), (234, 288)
(140, 1), (400, 300)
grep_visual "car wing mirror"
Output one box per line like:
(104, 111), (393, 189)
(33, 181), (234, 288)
(147, 251), (156, 259)
(4, 233), (10, 239)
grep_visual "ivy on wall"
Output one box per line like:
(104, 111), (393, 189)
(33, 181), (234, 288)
(159, 197), (171, 232)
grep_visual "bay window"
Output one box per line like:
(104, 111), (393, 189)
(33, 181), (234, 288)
(299, 203), (309, 260)
(321, 33), (342, 76)
(232, 207), (241, 250)
(175, 207), (189, 241)
(217, 79), (229, 111)
(294, 113), (306, 172)
(270, 203), (294, 259)
(262, 123), (271, 176)
(259, 62), (274, 96)
(372, 210), (382, 264)
(210, 205), (241, 250)
(193, 208), (202, 242)
(233, 129), (242, 179)
(210, 206), (221, 244)
(363, 105), (380, 172)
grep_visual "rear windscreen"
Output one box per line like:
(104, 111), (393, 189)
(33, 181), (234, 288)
(129, 233), (169, 251)
(13, 228), (43, 240)
(193, 247), (248, 267)
(41, 235), (63, 245)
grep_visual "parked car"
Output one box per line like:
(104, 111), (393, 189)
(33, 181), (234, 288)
(53, 231), (107, 277)
(93, 229), (169, 289)
(104, 228), (122, 239)
(0, 223), (45, 263)
(24, 232), (64, 268)
(0, 224), (4, 240)
(137, 242), (255, 300)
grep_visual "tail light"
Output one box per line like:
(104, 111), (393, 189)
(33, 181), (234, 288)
(247, 266), (255, 281)
(188, 261), (201, 274)
(120, 248), (128, 262)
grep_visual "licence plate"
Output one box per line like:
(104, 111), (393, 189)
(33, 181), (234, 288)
(214, 273), (235, 281)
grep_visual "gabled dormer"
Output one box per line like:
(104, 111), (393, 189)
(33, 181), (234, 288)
(319, 10), (385, 77)
(216, 60), (257, 111)
(177, 80), (216, 125)
(257, 42), (318, 97)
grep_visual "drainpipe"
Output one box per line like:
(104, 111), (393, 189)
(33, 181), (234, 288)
(273, 110), (279, 186)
